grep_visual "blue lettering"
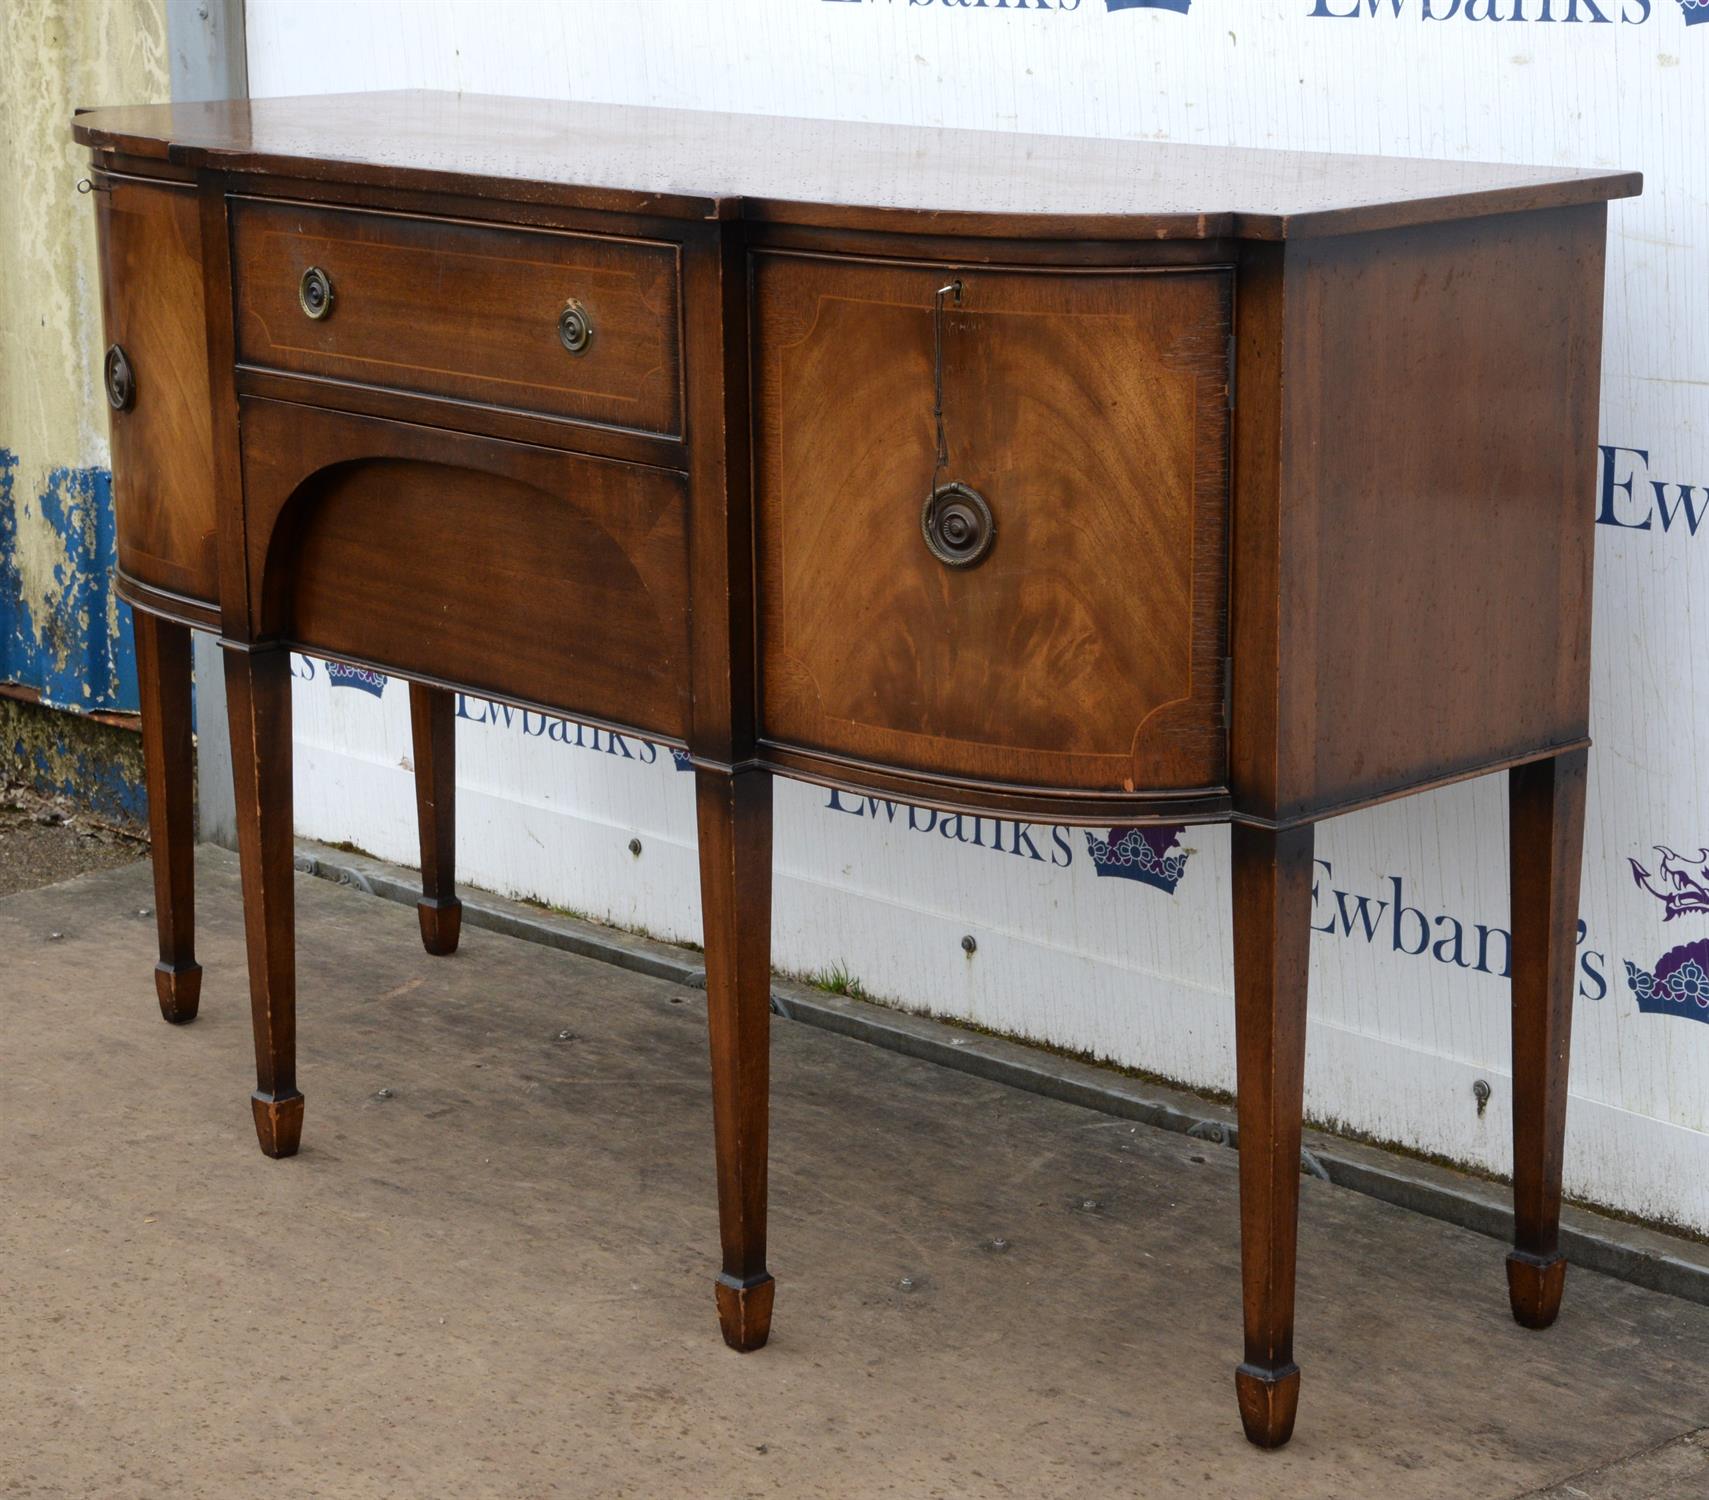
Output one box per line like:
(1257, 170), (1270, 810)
(1335, 887), (1390, 941)
(1597, 445), (1652, 530)
(1652, 482), (1706, 536)
(1051, 827), (1073, 867)
(1390, 874), (1430, 955)
(1578, 922), (1607, 1000)
(1474, 923), (1512, 979)
(1432, 914), (1473, 968)
(1311, 859), (1338, 935)
(1012, 823), (1044, 861)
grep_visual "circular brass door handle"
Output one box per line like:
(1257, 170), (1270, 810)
(104, 344), (135, 411)
(922, 482), (995, 569)
(558, 298), (593, 355)
(298, 266), (334, 320)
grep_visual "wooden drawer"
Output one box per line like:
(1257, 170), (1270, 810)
(754, 252), (1231, 794)
(231, 199), (682, 437)
(239, 400), (691, 738)
(95, 172), (219, 606)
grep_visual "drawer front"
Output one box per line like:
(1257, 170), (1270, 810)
(96, 173), (219, 605)
(754, 252), (1230, 793)
(239, 400), (691, 738)
(231, 200), (682, 437)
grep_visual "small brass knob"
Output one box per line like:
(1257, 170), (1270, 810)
(922, 482), (995, 569)
(103, 344), (135, 411)
(298, 266), (334, 321)
(558, 298), (593, 355)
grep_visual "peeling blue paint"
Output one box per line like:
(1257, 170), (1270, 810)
(0, 447), (138, 712)
(13, 735), (148, 825)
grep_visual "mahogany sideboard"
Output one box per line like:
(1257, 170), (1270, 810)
(73, 92), (1640, 1449)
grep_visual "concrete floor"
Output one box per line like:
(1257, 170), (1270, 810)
(6, 851), (1709, 1500)
(0, 783), (143, 898)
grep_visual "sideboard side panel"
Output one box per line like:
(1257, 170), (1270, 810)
(1275, 204), (1606, 822)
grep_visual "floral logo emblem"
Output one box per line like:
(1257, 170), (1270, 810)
(1085, 826), (1191, 895)
(1682, 0), (1709, 28)
(325, 661), (388, 698)
(1625, 939), (1709, 1022)
(1629, 845), (1709, 921)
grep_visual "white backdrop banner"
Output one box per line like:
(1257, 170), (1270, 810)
(244, 0), (1709, 1233)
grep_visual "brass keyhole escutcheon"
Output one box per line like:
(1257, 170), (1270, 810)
(558, 298), (593, 355)
(922, 482), (995, 569)
(298, 266), (334, 320)
(103, 344), (135, 411)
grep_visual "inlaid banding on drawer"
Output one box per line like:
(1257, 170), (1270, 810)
(230, 198), (682, 437)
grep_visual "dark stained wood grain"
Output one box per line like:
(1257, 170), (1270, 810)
(198, 173), (253, 643)
(239, 400), (692, 739)
(1230, 822), (1314, 1451)
(409, 683), (461, 957)
(231, 197), (682, 437)
(71, 92), (1640, 241)
(230, 363), (683, 471)
(133, 612), (201, 1023)
(681, 223), (756, 768)
(1246, 206), (1607, 827)
(1507, 748), (1588, 1331)
(754, 253), (1229, 794)
(80, 92), (1629, 1451)
(93, 171), (219, 606)
(696, 767), (776, 1352)
(223, 643), (302, 1160)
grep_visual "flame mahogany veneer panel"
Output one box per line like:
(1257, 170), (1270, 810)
(93, 172), (219, 605)
(754, 253), (1231, 794)
(231, 198), (682, 437)
(238, 399), (692, 739)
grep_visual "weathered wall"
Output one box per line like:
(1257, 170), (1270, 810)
(0, 0), (167, 715)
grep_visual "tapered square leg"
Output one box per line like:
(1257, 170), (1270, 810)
(408, 682), (461, 956)
(1507, 748), (1587, 1330)
(1230, 822), (1315, 1450)
(134, 612), (202, 1023)
(695, 766), (775, 1351)
(224, 644), (301, 1159)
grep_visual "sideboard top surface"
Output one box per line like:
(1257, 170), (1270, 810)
(74, 90), (1640, 241)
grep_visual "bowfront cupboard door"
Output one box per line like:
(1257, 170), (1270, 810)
(93, 171), (220, 608)
(752, 252), (1231, 798)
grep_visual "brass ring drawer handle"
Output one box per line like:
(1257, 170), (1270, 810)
(104, 344), (135, 411)
(558, 298), (593, 355)
(922, 482), (995, 569)
(298, 266), (334, 321)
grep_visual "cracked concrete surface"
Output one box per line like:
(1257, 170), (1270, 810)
(6, 849), (1709, 1499)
